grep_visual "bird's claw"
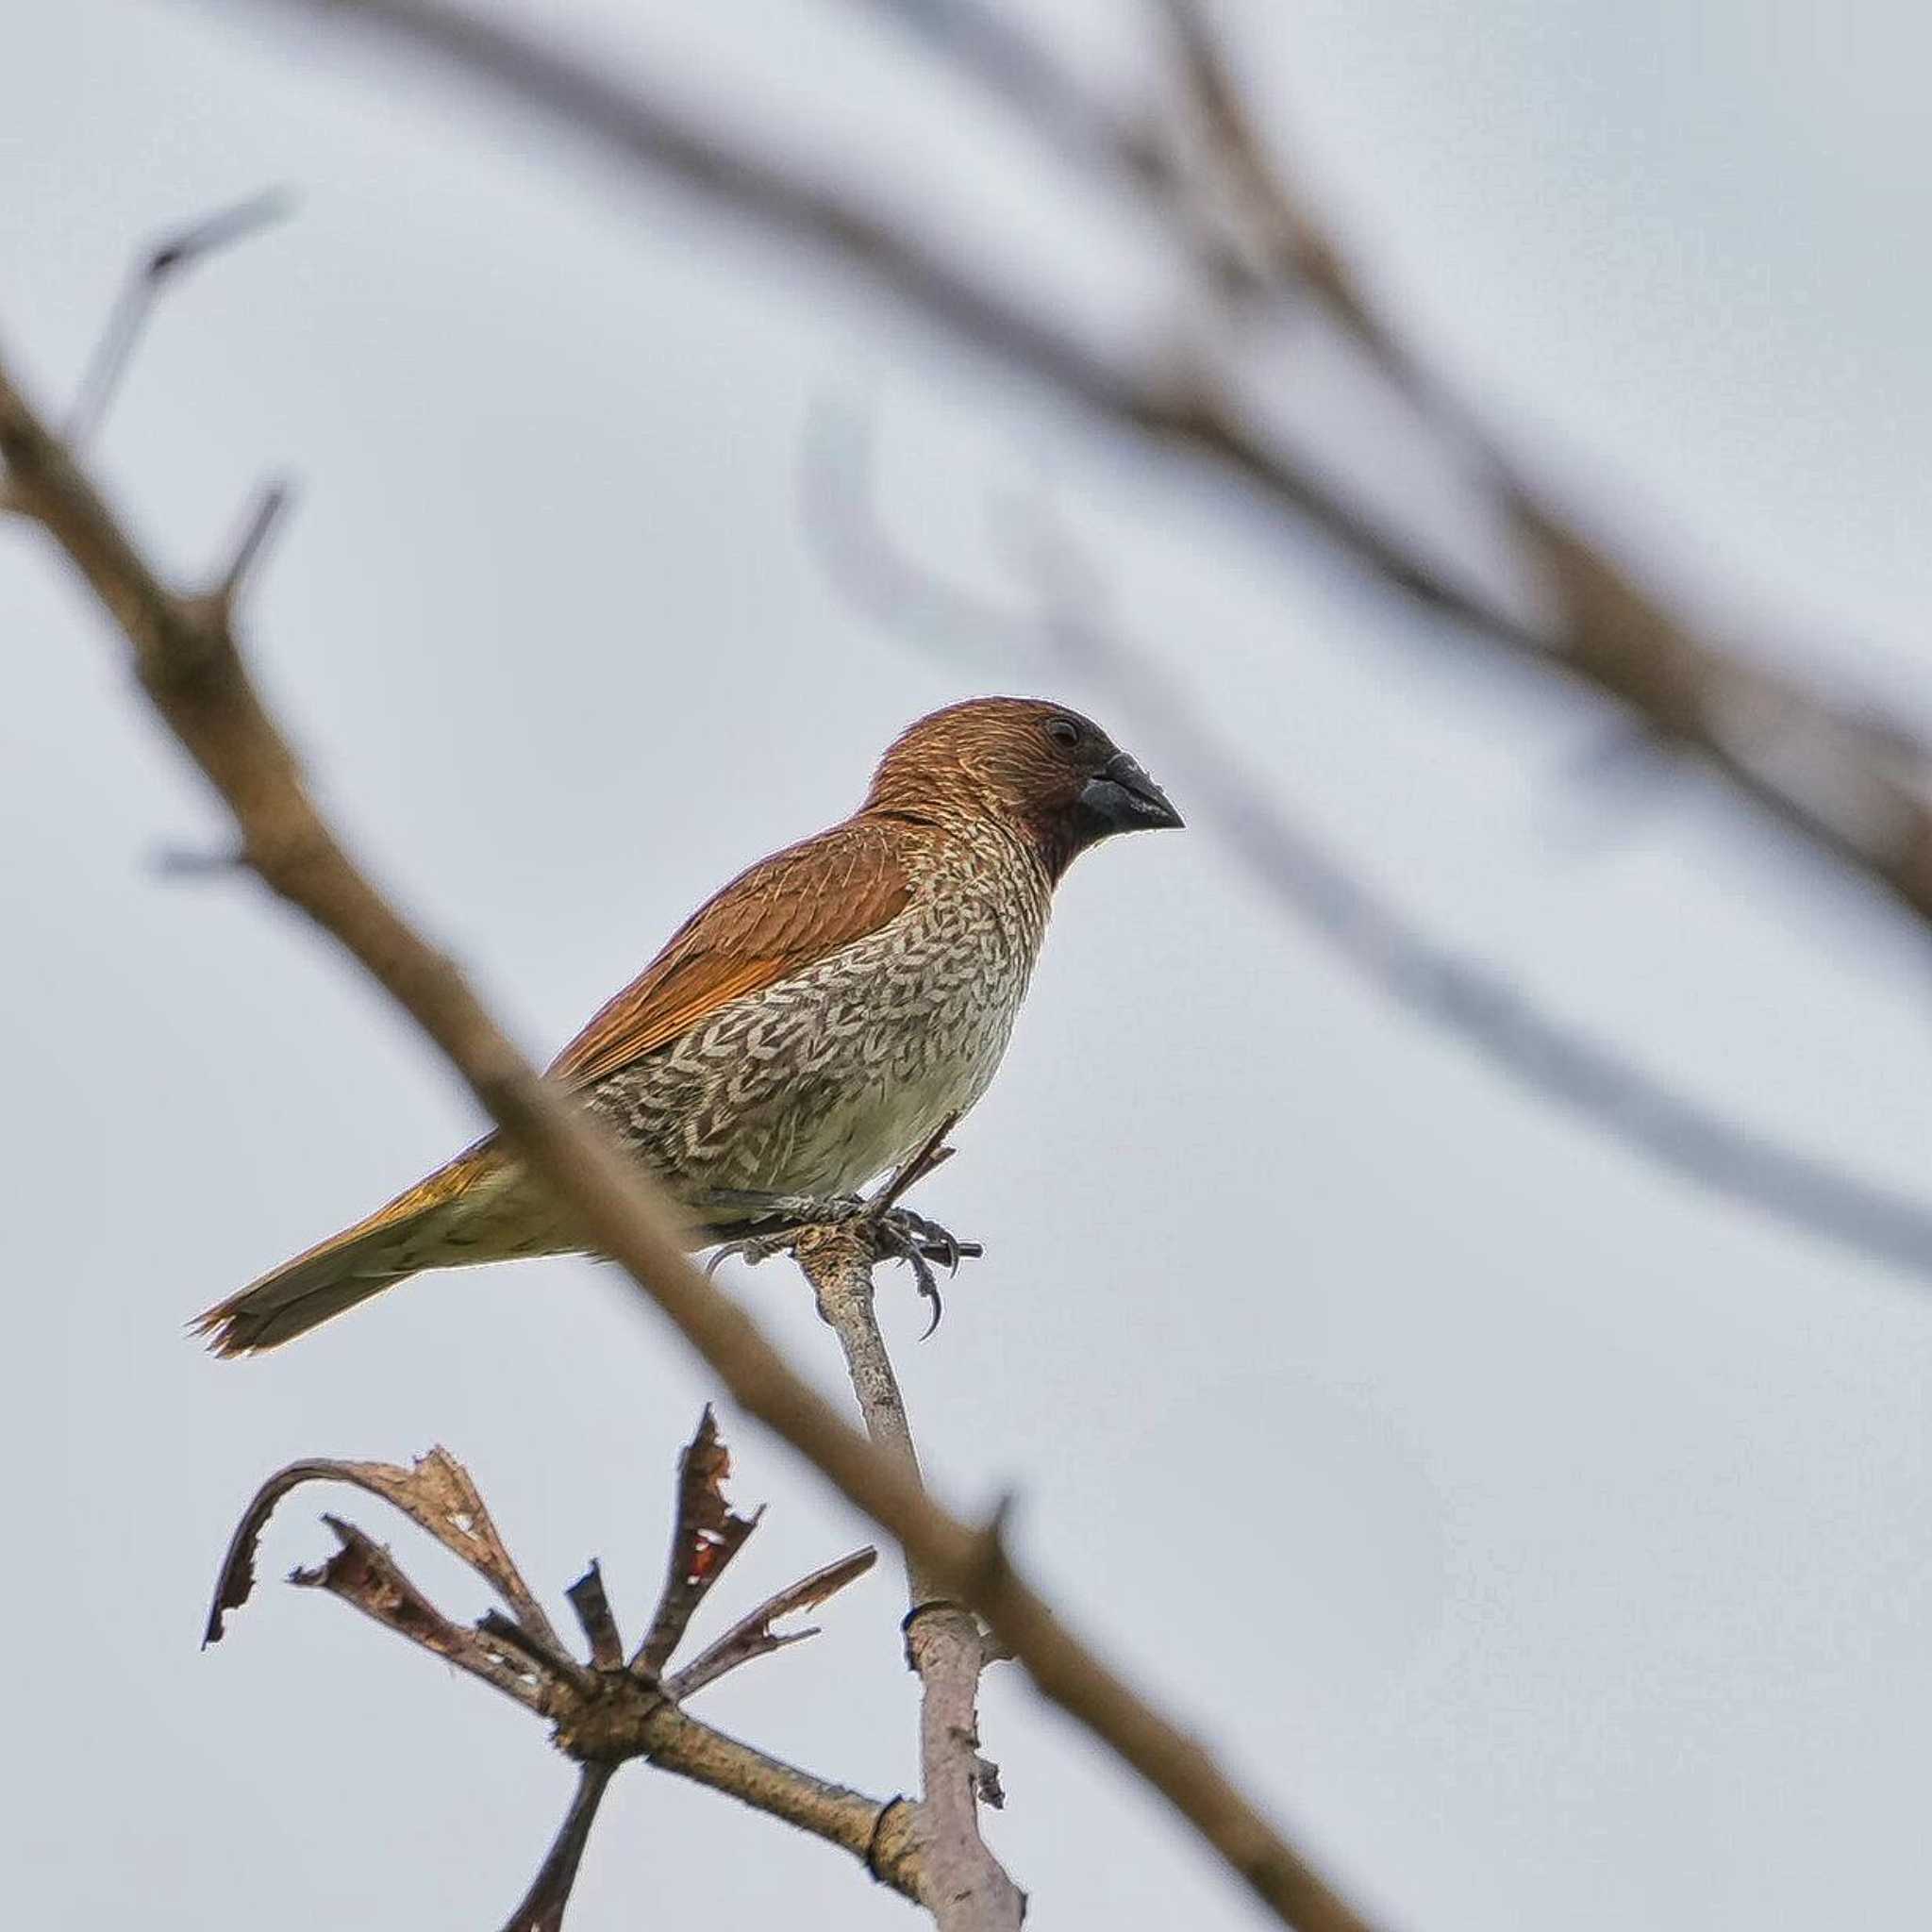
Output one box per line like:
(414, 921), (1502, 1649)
(704, 1233), (787, 1274)
(866, 1207), (978, 1339)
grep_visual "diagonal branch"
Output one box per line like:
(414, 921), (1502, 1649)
(0, 347), (1374, 1929)
(502, 1762), (617, 1932)
(1140, 0), (1932, 914)
(232, 0), (1932, 934)
(296, 1512), (552, 1708)
(666, 1547), (878, 1701)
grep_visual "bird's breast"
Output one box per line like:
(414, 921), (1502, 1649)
(590, 853), (1049, 1208)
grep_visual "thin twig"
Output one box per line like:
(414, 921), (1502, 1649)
(209, 478), (293, 618)
(503, 1763), (617, 1932)
(566, 1562), (625, 1671)
(295, 1512), (550, 1708)
(666, 1546), (878, 1701)
(67, 188), (293, 449)
(794, 1224), (1025, 1932)
(2, 344), (1379, 1931)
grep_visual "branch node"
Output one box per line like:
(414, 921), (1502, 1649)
(864, 1794), (923, 1885)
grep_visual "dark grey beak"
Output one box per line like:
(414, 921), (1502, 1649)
(1077, 750), (1183, 835)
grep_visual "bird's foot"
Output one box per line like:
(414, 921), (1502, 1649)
(699, 1188), (979, 1336)
(865, 1205), (979, 1339)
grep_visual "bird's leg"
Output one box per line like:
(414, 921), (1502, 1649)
(859, 1124), (980, 1338)
(697, 1152), (980, 1334)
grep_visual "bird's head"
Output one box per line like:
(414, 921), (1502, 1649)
(862, 697), (1181, 879)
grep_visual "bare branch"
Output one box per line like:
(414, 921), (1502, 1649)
(151, 840), (249, 878)
(209, 1424), (932, 1921)
(850, 0), (1169, 192)
(67, 188), (293, 449)
(3, 326), (1379, 1929)
(794, 1224), (1025, 1932)
(1140, 0), (1932, 908)
(477, 1607), (583, 1683)
(851, 0), (1276, 308)
(208, 477), (293, 619)
(565, 1562), (625, 1672)
(293, 1512), (548, 1708)
(235, 0), (1932, 941)
(502, 1763), (617, 1932)
(1153, 0), (1399, 354)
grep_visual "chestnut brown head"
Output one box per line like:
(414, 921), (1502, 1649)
(863, 697), (1181, 877)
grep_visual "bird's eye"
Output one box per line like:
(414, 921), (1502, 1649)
(1046, 717), (1082, 750)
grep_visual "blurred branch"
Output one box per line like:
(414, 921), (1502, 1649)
(229, 0), (1522, 637)
(67, 188), (293, 450)
(242, 0), (1932, 942)
(208, 477), (294, 619)
(0, 343), (1379, 1931)
(205, 1416), (913, 1927)
(802, 401), (1932, 1286)
(881, 0), (1932, 917)
(235, 0), (1932, 930)
(795, 1220), (1024, 1931)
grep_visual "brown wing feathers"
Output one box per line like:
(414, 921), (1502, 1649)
(548, 823), (913, 1087)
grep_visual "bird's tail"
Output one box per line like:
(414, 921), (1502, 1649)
(194, 1139), (516, 1356)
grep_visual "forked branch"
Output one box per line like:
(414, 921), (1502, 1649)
(205, 1413), (906, 1929)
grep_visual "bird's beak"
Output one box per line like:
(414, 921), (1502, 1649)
(1079, 750), (1183, 833)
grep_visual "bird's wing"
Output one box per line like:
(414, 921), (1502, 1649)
(547, 817), (914, 1089)
(197, 818), (915, 1354)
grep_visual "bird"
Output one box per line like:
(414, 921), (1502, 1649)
(196, 696), (1180, 1355)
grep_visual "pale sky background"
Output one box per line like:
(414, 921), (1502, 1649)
(6, 4), (1932, 1928)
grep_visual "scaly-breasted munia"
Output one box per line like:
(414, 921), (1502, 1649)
(198, 696), (1180, 1354)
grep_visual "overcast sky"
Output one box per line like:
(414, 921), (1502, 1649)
(7, 5), (1932, 1928)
